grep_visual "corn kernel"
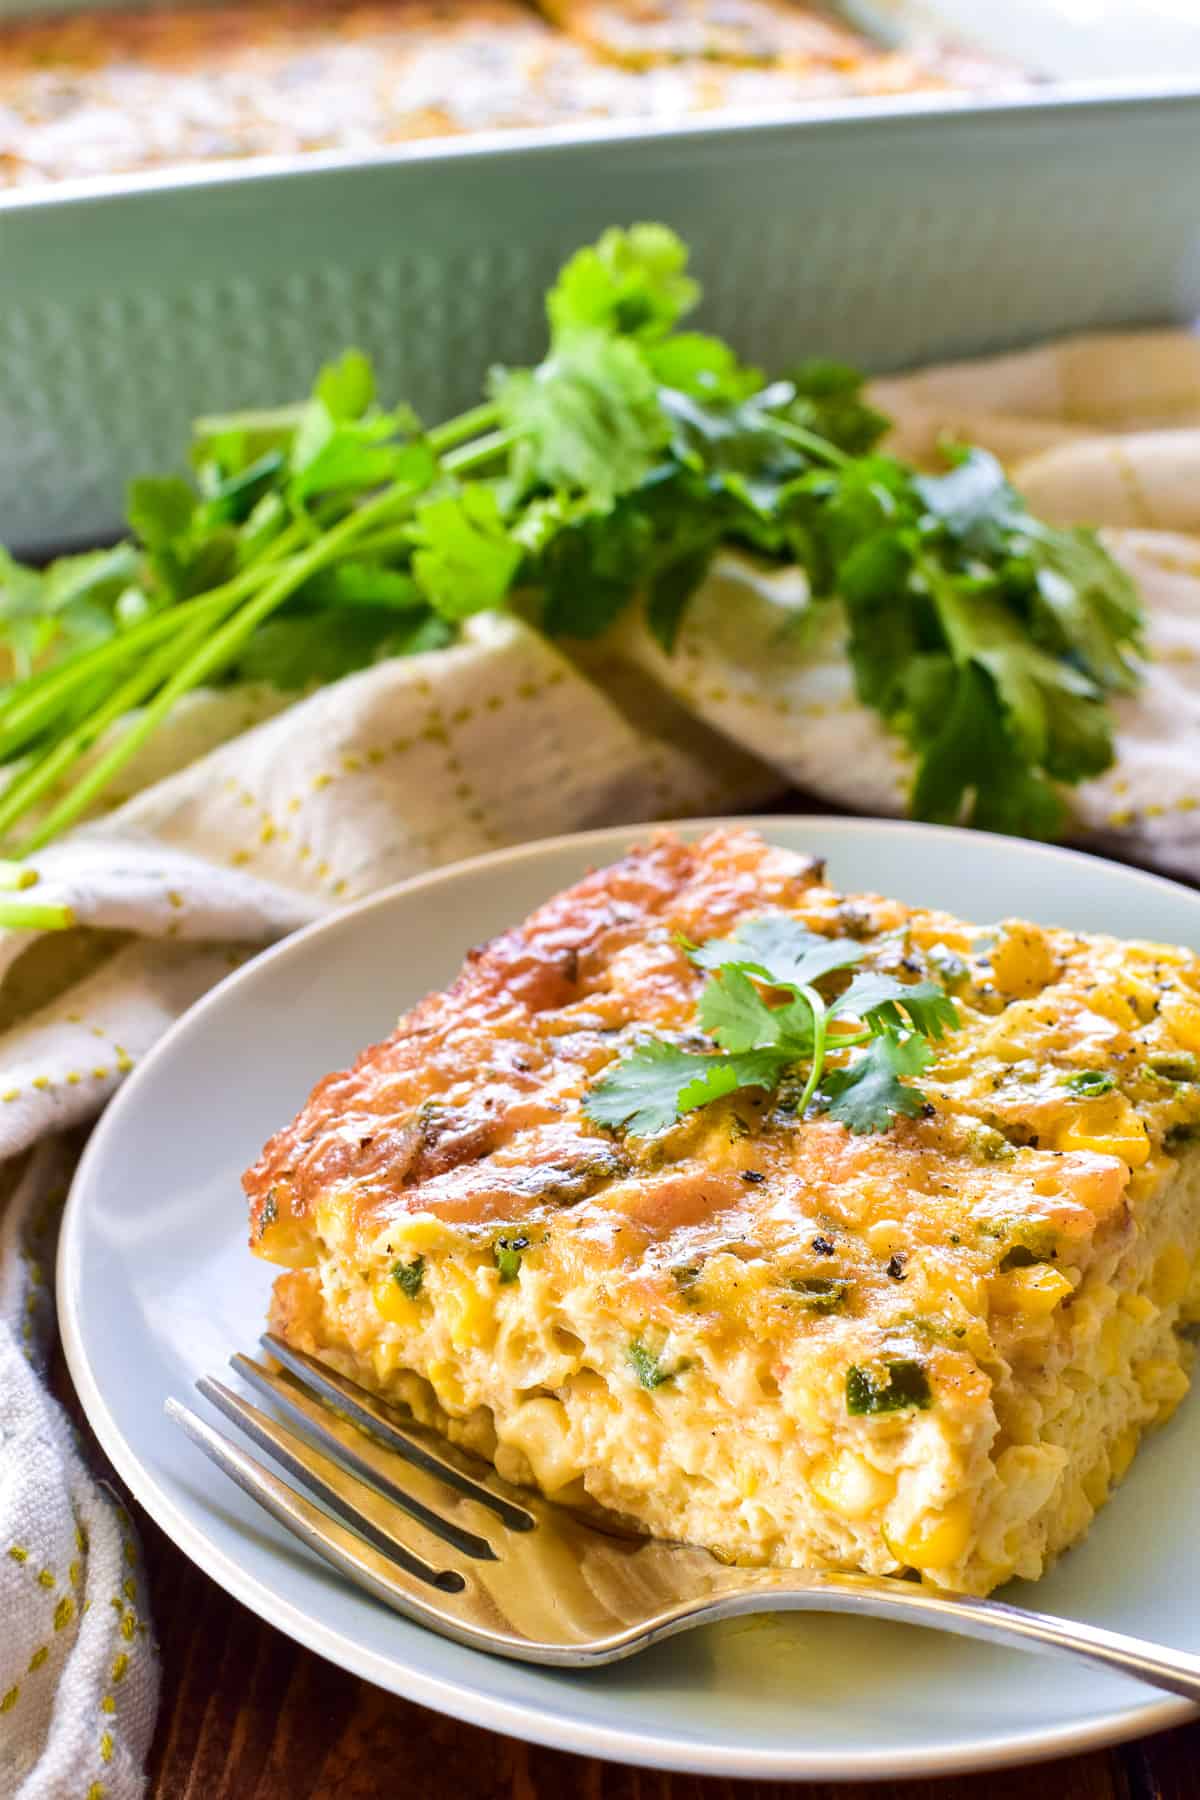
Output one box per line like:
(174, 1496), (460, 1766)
(1054, 1095), (1150, 1168)
(693, 1252), (769, 1310)
(385, 1212), (454, 1255)
(1120, 1292), (1159, 1326)
(989, 1264), (1074, 1317)
(1136, 1357), (1190, 1415)
(1084, 988), (1139, 1030)
(810, 1449), (896, 1520)
(370, 1340), (404, 1382)
(1081, 1460), (1110, 1509)
(1153, 1244), (1192, 1308)
(372, 1278), (418, 1326)
(443, 1268), (494, 1353)
(1109, 1426), (1140, 1484)
(426, 1359), (466, 1411)
(737, 1465), (760, 1500)
(1098, 1312), (1127, 1379)
(989, 924), (1057, 998)
(865, 1219), (905, 1259)
(1161, 994), (1200, 1054)
(891, 1497), (972, 1570)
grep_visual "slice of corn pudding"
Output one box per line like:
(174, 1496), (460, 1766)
(245, 828), (1200, 1595)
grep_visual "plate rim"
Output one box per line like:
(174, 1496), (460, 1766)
(58, 814), (1199, 1778)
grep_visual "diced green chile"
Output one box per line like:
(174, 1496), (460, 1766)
(627, 1338), (687, 1390)
(1063, 1070), (1115, 1097)
(493, 1236), (530, 1283)
(846, 1358), (932, 1415)
(391, 1255), (425, 1298)
(789, 1276), (851, 1313)
(1148, 1052), (1200, 1083)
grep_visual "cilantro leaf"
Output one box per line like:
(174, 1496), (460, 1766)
(390, 1256), (425, 1298)
(644, 332), (763, 403)
(1028, 521), (1143, 694)
(837, 972), (960, 1040)
(410, 487), (522, 619)
(492, 330), (670, 507)
(314, 347), (376, 422)
(126, 475), (197, 550)
(697, 965), (815, 1054)
(692, 913), (864, 988)
(224, 604), (447, 690)
(583, 1040), (787, 1135)
(782, 360), (890, 459)
(819, 1030), (934, 1134)
(546, 223), (698, 343)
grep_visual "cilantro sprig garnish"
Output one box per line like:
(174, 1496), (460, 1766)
(584, 913), (958, 1138)
(0, 222), (1141, 923)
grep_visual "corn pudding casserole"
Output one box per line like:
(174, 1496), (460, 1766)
(0, 0), (1003, 187)
(246, 827), (1200, 1595)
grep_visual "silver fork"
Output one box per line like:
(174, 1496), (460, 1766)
(168, 1334), (1200, 1698)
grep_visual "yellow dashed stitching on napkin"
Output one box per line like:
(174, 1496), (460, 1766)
(27, 1646), (48, 1672)
(1109, 807), (1135, 829)
(37, 1569), (54, 1589)
(6, 1546), (27, 1563)
(0, 1686), (18, 1713)
(1179, 797), (1198, 813)
(2, 1090), (19, 1103)
(110, 1653), (128, 1684)
(99, 1731), (113, 1763)
(53, 1595), (74, 1630)
(101, 1694), (115, 1715)
(87, 1783), (106, 1800)
(1105, 441), (1157, 526)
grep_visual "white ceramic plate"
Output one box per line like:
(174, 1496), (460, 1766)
(59, 818), (1200, 1779)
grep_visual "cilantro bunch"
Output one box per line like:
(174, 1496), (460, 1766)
(584, 914), (959, 1138)
(0, 222), (1142, 928)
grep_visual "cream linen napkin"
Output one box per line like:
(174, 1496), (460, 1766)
(0, 611), (772, 1798)
(5, 327), (1200, 1796)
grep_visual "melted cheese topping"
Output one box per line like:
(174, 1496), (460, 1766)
(248, 827), (1200, 1592)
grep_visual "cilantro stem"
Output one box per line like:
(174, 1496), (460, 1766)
(0, 608), (214, 839)
(10, 481), (424, 853)
(0, 899), (74, 931)
(0, 574), (271, 760)
(795, 984), (829, 1118)
(427, 404), (500, 454)
(441, 430), (516, 475)
(769, 419), (851, 468)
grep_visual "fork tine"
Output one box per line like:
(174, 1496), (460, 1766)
(228, 1355), (501, 1560)
(166, 1396), (467, 1603)
(260, 1333), (534, 1529)
(196, 1375), (494, 1567)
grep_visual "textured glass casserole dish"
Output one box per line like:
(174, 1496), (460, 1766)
(2, 0), (1200, 554)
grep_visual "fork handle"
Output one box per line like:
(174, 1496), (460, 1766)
(684, 1570), (1200, 1704)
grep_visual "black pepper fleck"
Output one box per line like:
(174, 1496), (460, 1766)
(887, 1253), (908, 1281)
(741, 1170), (766, 1184)
(811, 1235), (835, 1256)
